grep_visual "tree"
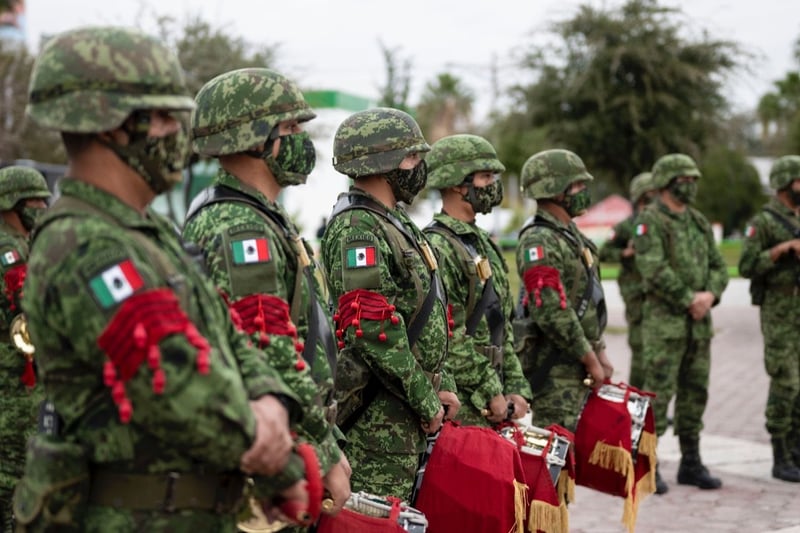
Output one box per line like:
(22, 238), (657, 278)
(376, 40), (412, 111)
(415, 72), (474, 142)
(493, 0), (743, 196)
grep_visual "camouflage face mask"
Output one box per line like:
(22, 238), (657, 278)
(386, 160), (428, 204)
(563, 186), (591, 216)
(669, 179), (697, 205)
(464, 177), (503, 214)
(264, 132), (316, 187)
(15, 205), (46, 232)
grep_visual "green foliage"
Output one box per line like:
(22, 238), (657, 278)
(695, 145), (765, 235)
(415, 72), (474, 142)
(154, 14), (278, 98)
(491, 0), (743, 197)
(376, 40), (412, 112)
(757, 34), (800, 154)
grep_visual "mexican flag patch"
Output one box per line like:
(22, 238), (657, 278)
(346, 246), (376, 268)
(525, 246), (545, 262)
(1, 249), (20, 266)
(90, 259), (144, 308)
(636, 224), (647, 236)
(745, 225), (756, 238)
(232, 238), (270, 265)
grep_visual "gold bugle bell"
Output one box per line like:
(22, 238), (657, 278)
(11, 314), (35, 355)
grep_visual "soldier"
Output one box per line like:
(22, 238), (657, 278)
(635, 153), (728, 493)
(0, 166), (49, 531)
(738, 155), (800, 483)
(514, 149), (612, 431)
(322, 107), (460, 499)
(422, 134), (532, 426)
(183, 68), (351, 514)
(599, 172), (658, 389)
(13, 26), (311, 532)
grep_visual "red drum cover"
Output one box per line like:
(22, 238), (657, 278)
(316, 507), (407, 533)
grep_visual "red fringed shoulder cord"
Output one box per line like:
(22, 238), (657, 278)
(230, 293), (306, 371)
(334, 289), (401, 346)
(97, 288), (211, 424)
(4, 263), (26, 312)
(522, 265), (567, 309)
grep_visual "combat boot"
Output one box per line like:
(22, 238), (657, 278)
(771, 437), (800, 483)
(676, 436), (722, 489)
(654, 465), (669, 495)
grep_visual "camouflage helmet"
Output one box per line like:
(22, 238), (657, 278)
(521, 149), (593, 200)
(0, 166), (51, 211)
(192, 68), (316, 157)
(768, 155), (800, 190)
(425, 134), (505, 189)
(332, 107), (430, 178)
(629, 172), (656, 203)
(651, 153), (701, 189)
(26, 26), (195, 133)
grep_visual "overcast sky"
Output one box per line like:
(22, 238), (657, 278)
(23, 0), (800, 122)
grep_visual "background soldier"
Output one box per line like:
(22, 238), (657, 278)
(0, 166), (49, 531)
(635, 153), (729, 494)
(515, 149), (612, 431)
(322, 107), (460, 499)
(738, 155), (800, 483)
(422, 134), (531, 426)
(183, 68), (351, 515)
(14, 26), (310, 531)
(599, 171), (658, 389)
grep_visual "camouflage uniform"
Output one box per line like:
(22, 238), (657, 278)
(423, 135), (531, 426)
(13, 27), (305, 532)
(183, 69), (342, 479)
(0, 167), (49, 531)
(738, 155), (800, 482)
(515, 150), (606, 431)
(634, 153), (728, 489)
(322, 108), (455, 499)
(598, 172), (656, 388)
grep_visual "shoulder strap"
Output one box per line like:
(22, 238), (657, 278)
(763, 206), (800, 238)
(186, 186), (336, 376)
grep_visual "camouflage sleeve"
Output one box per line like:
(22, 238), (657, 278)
(24, 229), (258, 469)
(0, 237), (26, 328)
(184, 208), (338, 472)
(633, 210), (694, 310)
(738, 214), (774, 279)
(517, 229), (592, 360)
(323, 213), (441, 422)
(598, 220), (628, 263)
(501, 334), (533, 399)
(704, 219), (729, 303)
(426, 231), (502, 411)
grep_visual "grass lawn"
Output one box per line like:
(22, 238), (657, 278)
(501, 239), (742, 298)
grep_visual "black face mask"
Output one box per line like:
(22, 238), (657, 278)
(464, 178), (504, 214)
(669, 179), (698, 205)
(790, 188), (800, 207)
(386, 160), (428, 204)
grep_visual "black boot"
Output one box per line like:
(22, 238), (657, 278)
(771, 437), (800, 483)
(654, 465), (669, 495)
(676, 436), (722, 489)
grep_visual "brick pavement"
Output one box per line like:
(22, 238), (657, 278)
(566, 280), (800, 533)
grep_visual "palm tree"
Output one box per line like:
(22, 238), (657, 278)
(415, 73), (474, 143)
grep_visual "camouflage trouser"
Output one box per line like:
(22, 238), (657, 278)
(0, 351), (42, 532)
(528, 360), (587, 433)
(80, 506), (237, 532)
(456, 404), (491, 428)
(762, 319), (800, 439)
(627, 319), (645, 389)
(345, 443), (418, 501)
(642, 337), (711, 437)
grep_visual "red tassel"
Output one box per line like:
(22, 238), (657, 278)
(196, 349), (210, 375)
(20, 357), (36, 388)
(147, 345), (160, 369)
(295, 358), (307, 371)
(112, 381), (126, 405)
(118, 398), (133, 424)
(253, 314), (265, 328)
(336, 329), (344, 339)
(103, 361), (116, 387)
(337, 341), (345, 349)
(390, 315), (399, 325)
(259, 333), (270, 347)
(133, 323), (147, 349)
(355, 329), (363, 338)
(152, 368), (166, 394)
(295, 341), (304, 353)
(351, 318), (359, 327)
(378, 332), (387, 342)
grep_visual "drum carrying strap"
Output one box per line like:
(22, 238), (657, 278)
(518, 215), (606, 391)
(331, 193), (447, 433)
(185, 186), (337, 381)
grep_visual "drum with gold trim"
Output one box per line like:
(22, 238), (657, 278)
(316, 491), (428, 533)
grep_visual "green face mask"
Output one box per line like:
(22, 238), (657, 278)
(563, 187), (591, 216)
(15, 205), (46, 232)
(465, 178), (504, 214)
(263, 132), (317, 187)
(387, 160), (428, 204)
(669, 180), (698, 205)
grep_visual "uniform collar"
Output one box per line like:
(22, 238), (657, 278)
(58, 178), (159, 230)
(214, 168), (275, 208)
(0, 219), (26, 239)
(433, 211), (478, 236)
(768, 197), (799, 218)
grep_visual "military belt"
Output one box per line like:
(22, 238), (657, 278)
(476, 345), (504, 368)
(89, 470), (245, 513)
(424, 371), (442, 392)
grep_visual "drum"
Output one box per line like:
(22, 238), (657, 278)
(498, 423), (571, 485)
(316, 491), (428, 533)
(574, 381), (657, 533)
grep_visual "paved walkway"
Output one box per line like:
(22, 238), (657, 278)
(567, 280), (800, 533)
